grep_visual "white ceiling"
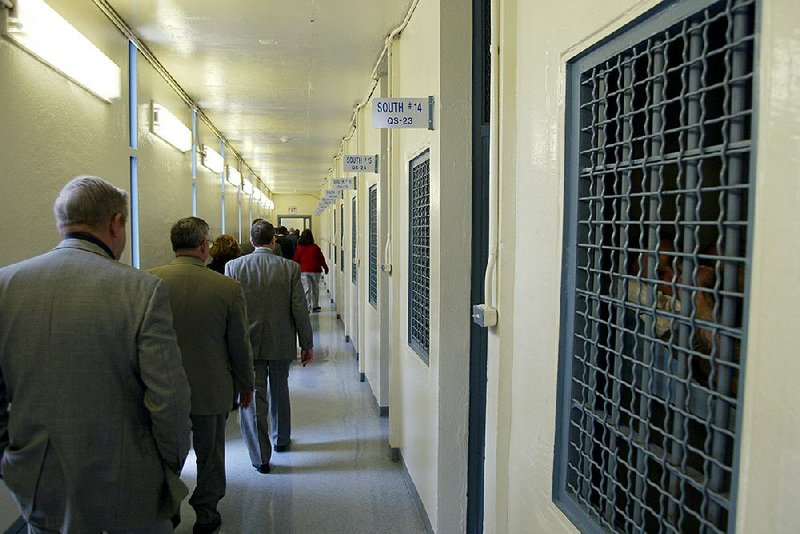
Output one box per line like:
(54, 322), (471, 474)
(106, 0), (414, 194)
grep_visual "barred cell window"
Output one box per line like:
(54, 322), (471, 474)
(408, 149), (430, 362)
(332, 210), (337, 267)
(352, 196), (357, 285)
(554, 1), (756, 533)
(369, 185), (378, 308)
(340, 203), (345, 273)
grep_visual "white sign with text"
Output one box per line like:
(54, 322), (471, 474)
(372, 97), (432, 129)
(343, 155), (378, 173)
(333, 177), (356, 190)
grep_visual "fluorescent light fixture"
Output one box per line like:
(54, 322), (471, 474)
(151, 102), (192, 152)
(4, 0), (121, 101)
(243, 179), (253, 196)
(226, 166), (241, 186)
(201, 145), (224, 174)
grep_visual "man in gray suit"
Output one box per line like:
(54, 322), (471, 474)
(225, 221), (313, 472)
(0, 176), (192, 533)
(149, 217), (254, 534)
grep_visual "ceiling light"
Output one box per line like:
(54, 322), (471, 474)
(226, 165), (241, 186)
(258, 39), (278, 45)
(243, 179), (253, 196)
(151, 102), (192, 152)
(280, 136), (291, 143)
(3, 0), (121, 101)
(201, 145), (224, 174)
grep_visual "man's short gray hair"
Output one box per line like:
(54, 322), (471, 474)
(170, 217), (210, 251)
(53, 176), (129, 229)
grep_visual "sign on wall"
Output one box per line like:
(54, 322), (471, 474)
(372, 97), (434, 130)
(288, 206), (298, 214)
(344, 154), (379, 173)
(333, 177), (356, 190)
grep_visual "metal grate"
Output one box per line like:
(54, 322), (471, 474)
(340, 203), (345, 273)
(555, 0), (756, 532)
(369, 185), (378, 307)
(352, 196), (357, 285)
(408, 150), (431, 361)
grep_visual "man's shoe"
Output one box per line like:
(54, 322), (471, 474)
(274, 443), (290, 452)
(312, 307), (322, 312)
(193, 516), (222, 534)
(253, 463), (270, 474)
(171, 511), (181, 529)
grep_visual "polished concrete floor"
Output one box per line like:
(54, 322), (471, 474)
(175, 285), (426, 534)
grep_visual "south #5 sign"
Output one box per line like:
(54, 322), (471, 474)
(344, 155), (378, 173)
(372, 97), (434, 130)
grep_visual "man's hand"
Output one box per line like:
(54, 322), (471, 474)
(301, 348), (313, 367)
(238, 391), (253, 409)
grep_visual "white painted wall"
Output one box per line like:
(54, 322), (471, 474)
(357, 103), (386, 408)
(196, 122), (224, 235)
(386, 0), (472, 531)
(0, 1), (130, 269)
(735, 0), (800, 531)
(136, 59), (193, 270)
(272, 193), (319, 232)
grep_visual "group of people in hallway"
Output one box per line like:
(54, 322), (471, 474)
(225, 221), (330, 314)
(0, 176), (324, 533)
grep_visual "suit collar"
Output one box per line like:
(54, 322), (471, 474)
(172, 255), (207, 267)
(55, 237), (116, 260)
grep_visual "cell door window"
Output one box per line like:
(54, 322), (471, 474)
(554, 0), (757, 532)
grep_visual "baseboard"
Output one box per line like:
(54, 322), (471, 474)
(364, 375), (389, 417)
(397, 451), (434, 534)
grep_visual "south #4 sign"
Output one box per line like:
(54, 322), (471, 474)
(373, 97), (434, 130)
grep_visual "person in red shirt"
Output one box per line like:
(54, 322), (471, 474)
(292, 229), (329, 312)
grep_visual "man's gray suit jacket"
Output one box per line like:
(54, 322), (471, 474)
(0, 238), (192, 532)
(225, 247), (313, 360)
(148, 256), (254, 415)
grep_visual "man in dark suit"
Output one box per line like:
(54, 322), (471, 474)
(149, 217), (254, 534)
(225, 221), (313, 472)
(0, 176), (191, 533)
(275, 225), (296, 260)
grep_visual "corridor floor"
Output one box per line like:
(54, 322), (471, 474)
(176, 285), (427, 534)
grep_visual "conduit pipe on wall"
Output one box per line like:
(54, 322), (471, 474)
(327, 0), (421, 171)
(475, 0), (500, 328)
(90, 0), (271, 196)
(383, 38), (394, 268)
(323, 0), (420, 268)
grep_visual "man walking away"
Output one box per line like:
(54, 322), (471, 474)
(149, 217), (254, 534)
(0, 176), (192, 533)
(225, 221), (313, 473)
(275, 226), (296, 261)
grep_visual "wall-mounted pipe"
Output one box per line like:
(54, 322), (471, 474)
(475, 0), (500, 328)
(326, 0), (421, 174)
